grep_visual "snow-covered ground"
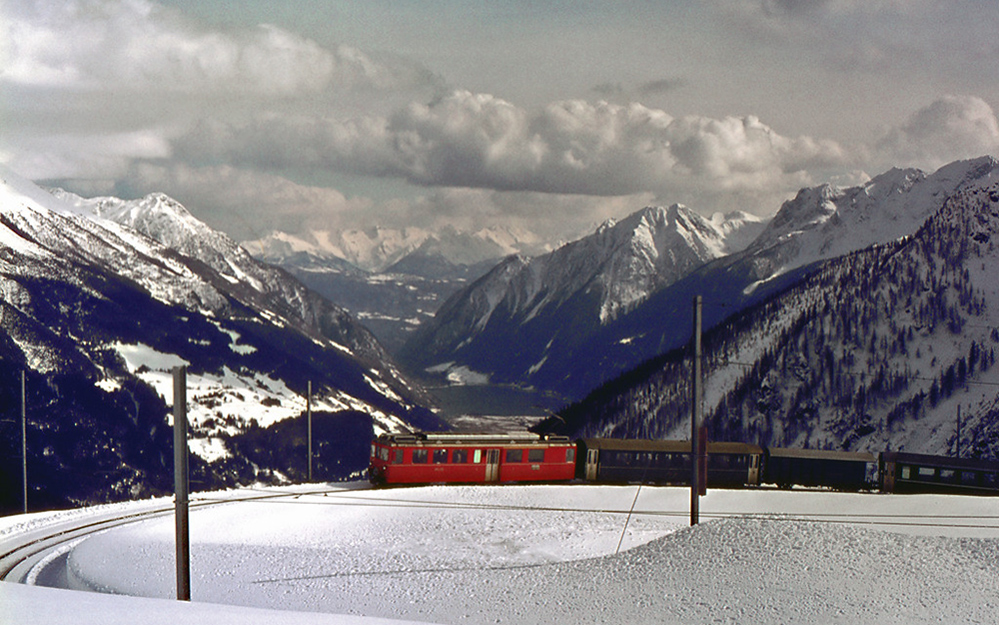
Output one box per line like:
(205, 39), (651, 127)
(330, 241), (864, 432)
(3, 483), (999, 624)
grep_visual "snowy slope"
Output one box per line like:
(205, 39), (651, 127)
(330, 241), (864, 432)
(3, 484), (998, 625)
(0, 166), (440, 510)
(743, 156), (999, 289)
(400, 205), (764, 388)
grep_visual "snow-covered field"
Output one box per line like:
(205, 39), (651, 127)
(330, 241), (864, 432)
(3, 483), (999, 624)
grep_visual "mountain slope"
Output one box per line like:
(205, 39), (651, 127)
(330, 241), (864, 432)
(0, 168), (440, 512)
(540, 177), (999, 459)
(400, 205), (764, 392)
(524, 157), (999, 400)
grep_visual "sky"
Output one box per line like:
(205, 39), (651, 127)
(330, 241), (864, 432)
(2, 0), (999, 244)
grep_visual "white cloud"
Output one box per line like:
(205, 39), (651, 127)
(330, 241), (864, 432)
(7, 129), (172, 181)
(715, 0), (992, 79)
(175, 90), (849, 216)
(875, 95), (999, 170)
(114, 162), (655, 245)
(118, 162), (372, 239)
(0, 0), (431, 96)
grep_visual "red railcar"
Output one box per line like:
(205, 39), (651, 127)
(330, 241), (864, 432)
(369, 432), (576, 485)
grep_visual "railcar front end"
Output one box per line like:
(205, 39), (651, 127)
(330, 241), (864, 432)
(369, 432), (576, 485)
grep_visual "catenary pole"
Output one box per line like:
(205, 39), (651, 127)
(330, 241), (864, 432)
(691, 295), (703, 526)
(956, 404), (961, 458)
(307, 380), (313, 483)
(21, 370), (27, 515)
(173, 366), (190, 601)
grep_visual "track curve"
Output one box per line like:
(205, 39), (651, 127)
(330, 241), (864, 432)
(0, 485), (353, 587)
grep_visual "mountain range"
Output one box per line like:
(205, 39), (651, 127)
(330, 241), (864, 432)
(395, 203), (766, 397)
(4, 153), (999, 511)
(403, 157), (999, 402)
(245, 225), (552, 353)
(0, 166), (441, 512)
(539, 166), (999, 460)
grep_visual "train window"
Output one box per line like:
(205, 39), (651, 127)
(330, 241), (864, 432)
(939, 469), (956, 481)
(474, 449), (482, 463)
(453, 449), (468, 464)
(393, 449), (403, 464)
(917, 467), (936, 478)
(412, 449), (428, 464)
(433, 449), (448, 464)
(901, 466), (911, 480)
(528, 449), (545, 463)
(506, 449), (524, 463)
(961, 471), (978, 485)
(566, 447), (576, 463)
(983, 473), (997, 487)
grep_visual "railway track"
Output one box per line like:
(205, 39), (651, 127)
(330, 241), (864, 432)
(0, 485), (348, 586)
(0, 502), (176, 585)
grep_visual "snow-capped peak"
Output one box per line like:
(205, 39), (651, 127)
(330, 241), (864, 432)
(403, 201), (770, 384)
(745, 156), (999, 277)
(247, 224), (551, 273)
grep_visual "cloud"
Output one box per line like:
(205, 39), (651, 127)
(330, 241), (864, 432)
(8, 129), (172, 181)
(84, 161), (652, 245)
(714, 0), (985, 76)
(110, 162), (371, 240)
(875, 95), (999, 170)
(638, 79), (687, 97)
(175, 90), (850, 215)
(1, 0), (434, 96)
(0, 0), (442, 182)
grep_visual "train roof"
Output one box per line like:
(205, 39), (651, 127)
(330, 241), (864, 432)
(375, 431), (572, 446)
(767, 447), (877, 462)
(578, 438), (763, 454)
(883, 451), (999, 471)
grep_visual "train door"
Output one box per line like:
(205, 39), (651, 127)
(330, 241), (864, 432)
(585, 448), (599, 481)
(485, 449), (501, 482)
(881, 455), (896, 492)
(747, 453), (760, 485)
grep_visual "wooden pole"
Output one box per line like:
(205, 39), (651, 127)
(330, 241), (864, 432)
(21, 370), (27, 515)
(307, 380), (313, 483)
(691, 295), (703, 526)
(956, 404), (961, 458)
(173, 366), (190, 601)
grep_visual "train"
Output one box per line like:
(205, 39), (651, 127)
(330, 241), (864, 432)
(369, 432), (999, 495)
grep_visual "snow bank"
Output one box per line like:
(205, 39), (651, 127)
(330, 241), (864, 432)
(1, 582), (426, 625)
(4, 484), (999, 624)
